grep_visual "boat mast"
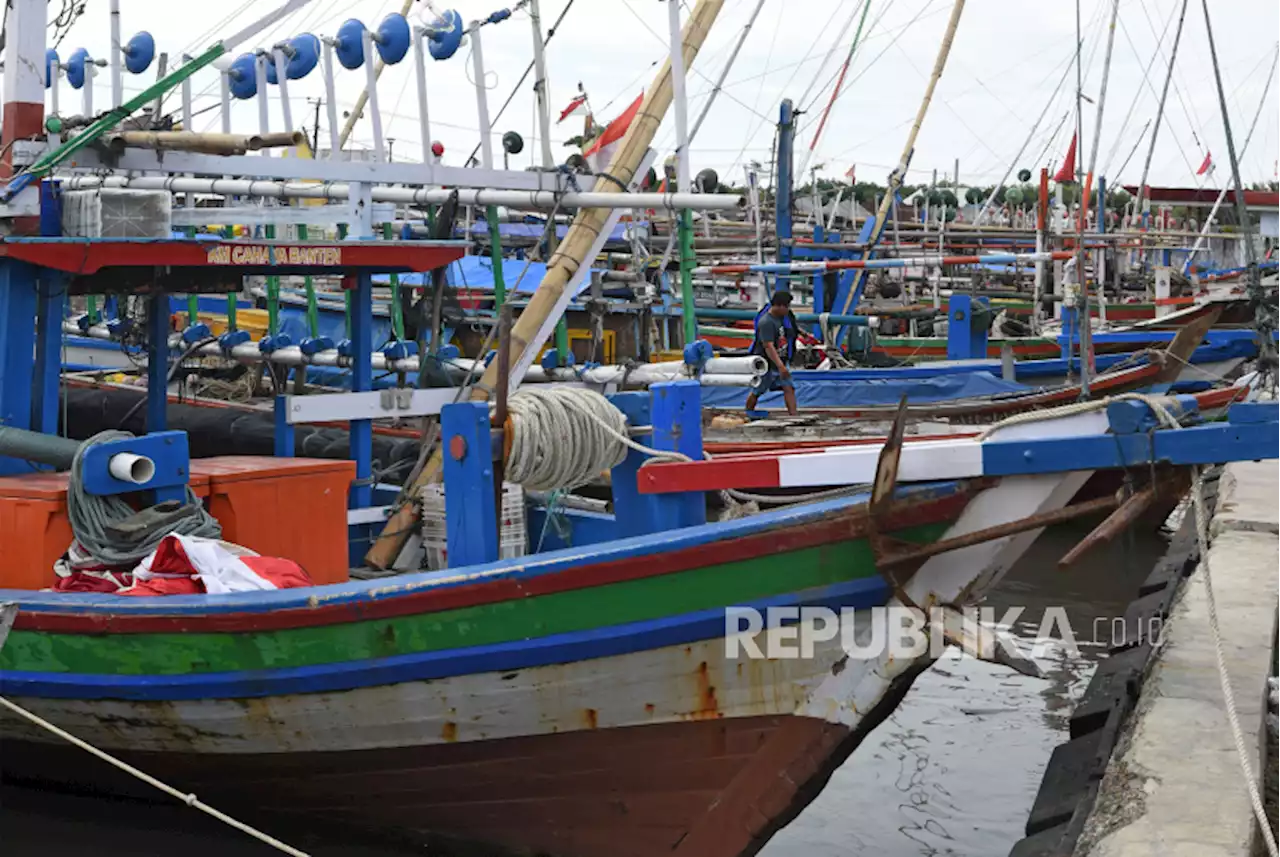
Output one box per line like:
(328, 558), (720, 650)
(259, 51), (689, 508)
(1198, 1), (1275, 379)
(689, 0), (766, 143)
(1133, 0), (1189, 222)
(835, 0), (967, 318)
(366, 0), (728, 568)
(337, 0), (414, 150)
(1073, 0), (1092, 397)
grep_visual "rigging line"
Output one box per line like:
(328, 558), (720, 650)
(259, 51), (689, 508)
(1119, 7), (1201, 189)
(792, 0), (870, 113)
(724, 0), (785, 179)
(1032, 110), (1073, 171)
(1100, 0), (1176, 177)
(1135, 0), (1206, 150)
(796, 0), (874, 180)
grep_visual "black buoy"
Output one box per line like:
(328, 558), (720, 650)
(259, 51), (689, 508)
(502, 131), (524, 155)
(695, 168), (719, 193)
(1017, 168), (1032, 183)
(565, 153), (588, 173)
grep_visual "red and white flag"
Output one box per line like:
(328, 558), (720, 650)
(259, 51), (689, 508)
(1196, 151), (1213, 176)
(558, 94), (588, 123)
(583, 93), (643, 173)
(845, 163), (856, 182)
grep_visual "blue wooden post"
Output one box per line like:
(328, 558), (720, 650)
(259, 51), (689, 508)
(0, 260), (37, 476)
(650, 380), (706, 530)
(33, 183), (65, 436)
(945, 294), (989, 360)
(441, 401), (499, 567)
(1061, 305), (1079, 362)
(608, 391), (664, 538)
(349, 271), (373, 508)
(146, 291), (169, 432)
(775, 99), (795, 270)
(274, 395), (295, 457)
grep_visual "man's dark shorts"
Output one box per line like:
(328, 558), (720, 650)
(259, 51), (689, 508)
(750, 369), (794, 394)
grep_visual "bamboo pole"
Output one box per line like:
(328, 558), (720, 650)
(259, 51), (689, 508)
(337, 0), (414, 150)
(836, 0), (966, 316)
(106, 130), (304, 155)
(364, 0), (727, 569)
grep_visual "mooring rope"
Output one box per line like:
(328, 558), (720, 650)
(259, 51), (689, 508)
(0, 695), (311, 856)
(67, 431), (222, 567)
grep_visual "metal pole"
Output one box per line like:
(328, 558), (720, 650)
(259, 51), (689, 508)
(338, 0), (414, 147)
(49, 60), (59, 118)
(689, 0), (765, 144)
(361, 28), (385, 160)
(83, 62), (93, 117)
(1134, 0), (1189, 220)
(321, 40), (341, 159)
(470, 22), (494, 170)
(413, 28), (432, 163)
(254, 54), (270, 136)
(1074, 0), (1091, 397)
(1199, 0), (1273, 375)
(273, 48), (294, 132)
(668, 0), (692, 192)
(219, 71), (232, 134)
(109, 0), (123, 108)
(528, 0), (555, 171)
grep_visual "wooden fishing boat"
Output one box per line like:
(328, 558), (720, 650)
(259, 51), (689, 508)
(10, 392), (1269, 857)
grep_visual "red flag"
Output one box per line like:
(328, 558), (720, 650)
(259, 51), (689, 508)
(583, 93), (643, 171)
(845, 164), (856, 182)
(1196, 151), (1212, 175)
(1053, 134), (1077, 183)
(557, 94), (588, 123)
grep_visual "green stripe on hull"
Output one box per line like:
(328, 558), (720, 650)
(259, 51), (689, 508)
(0, 524), (949, 676)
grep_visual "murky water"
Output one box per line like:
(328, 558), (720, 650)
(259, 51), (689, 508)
(2, 524), (1168, 857)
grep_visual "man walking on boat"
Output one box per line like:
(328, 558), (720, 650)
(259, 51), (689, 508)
(745, 291), (799, 416)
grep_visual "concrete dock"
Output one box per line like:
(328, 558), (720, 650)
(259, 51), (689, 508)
(1075, 461), (1279, 857)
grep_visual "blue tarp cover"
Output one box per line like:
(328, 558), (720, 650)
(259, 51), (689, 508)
(700, 372), (1028, 409)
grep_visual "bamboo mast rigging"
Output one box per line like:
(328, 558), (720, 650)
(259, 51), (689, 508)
(1133, 0), (1189, 219)
(366, 0), (728, 569)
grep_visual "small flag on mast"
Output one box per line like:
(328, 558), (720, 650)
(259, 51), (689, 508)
(1052, 133), (1077, 183)
(845, 164), (856, 182)
(1196, 151), (1213, 176)
(558, 94), (588, 123)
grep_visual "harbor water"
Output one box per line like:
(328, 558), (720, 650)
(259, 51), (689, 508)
(1, 523), (1168, 856)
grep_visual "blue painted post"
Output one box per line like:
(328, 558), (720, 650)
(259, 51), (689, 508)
(945, 294), (988, 360)
(33, 181), (64, 435)
(440, 401), (499, 567)
(273, 395), (295, 457)
(146, 291), (169, 433)
(650, 380), (706, 530)
(1061, 305), (1078, 362)
(0, 260), (37, 475)
(349, 271), (373, 508)
(608, 391), (663, 538)
(775, 99), (795, 273)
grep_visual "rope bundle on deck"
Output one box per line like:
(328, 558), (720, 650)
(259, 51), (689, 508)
(68, 431), (222, 566)
(503, 387), (687, 492)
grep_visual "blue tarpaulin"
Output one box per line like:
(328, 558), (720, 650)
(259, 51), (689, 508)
(373, 254), (596, 298)
(700, 372), (1029, 409)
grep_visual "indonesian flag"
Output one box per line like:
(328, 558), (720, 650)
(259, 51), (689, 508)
(845, 163), (856, 182)
(1196, 151), (1213, 175)
(583, 93), (643, 173)
(121, 534), (313, 597)
(1053, 133), (1077, 183)
(558, 94), (588, 123)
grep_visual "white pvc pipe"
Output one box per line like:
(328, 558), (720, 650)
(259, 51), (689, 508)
(412, 28), (432, 164)
(273, 47), (294, 133)
(668, 0), (691, 191)
(59, 175), (745, 211)
(108, 452), (156, 484)
(470, 22), (493, 170)
(361, 28), (385, 161)
(254, 53), (270, 136)
(109, 0), (123, 108)
(322, 39), (341, 160)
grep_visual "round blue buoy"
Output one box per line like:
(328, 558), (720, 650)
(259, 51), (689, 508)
(123, 31), (155, 74)
(45, 49), (58, 89)
(288, 33), (320, 79)
(265, 53), (280, 85)
(335, 18), (367, 70)
(427, 9), (464, 61)
(375, 13), (411, 64)
(227, 52), (258, 100)
(66, 47), (90, 90)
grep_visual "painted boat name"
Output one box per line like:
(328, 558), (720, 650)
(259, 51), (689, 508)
(205, 245), (343, 266)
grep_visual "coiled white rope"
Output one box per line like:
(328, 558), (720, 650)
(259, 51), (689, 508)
(0, 695), (310, 856)
(504, 386), (691, 491)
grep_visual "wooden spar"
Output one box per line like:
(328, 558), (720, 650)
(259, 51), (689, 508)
(365, 0), (727, 568)
(1149, 305), (1221, 384)
(1059, 469), (1191, 567)
(1134, 0), (1189, 217)
(836, 0), (966, 316)
(1079, 0), (1120, 226)
(106, 131), (304, 155)
(493, 304), (513, 528)
(337, 0), (413, 150)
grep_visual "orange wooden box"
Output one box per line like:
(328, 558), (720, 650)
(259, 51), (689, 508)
(0, 471), (211, 591)
(190, 456), (354, 586)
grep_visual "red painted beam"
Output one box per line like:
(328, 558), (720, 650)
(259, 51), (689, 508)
(0, 239), (466, 275)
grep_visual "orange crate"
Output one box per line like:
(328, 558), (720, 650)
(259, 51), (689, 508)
(190, 457), (353, 585)
(0, 471), (212, 590)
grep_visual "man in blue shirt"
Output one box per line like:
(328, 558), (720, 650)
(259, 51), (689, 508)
(745, 290), (799, 416)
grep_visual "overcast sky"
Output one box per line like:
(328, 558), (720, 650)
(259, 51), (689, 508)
(42, 0), (1280, 190)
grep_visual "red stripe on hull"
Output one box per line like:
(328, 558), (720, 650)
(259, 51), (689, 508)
(14, 488), (978, 636)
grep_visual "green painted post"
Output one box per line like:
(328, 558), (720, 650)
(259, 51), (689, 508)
(222, 225), (237, 331)
(86, 295), (99, 324)
(485, 204), (507, 307)
(679, 207), (697, 346)
(264, 224), (279, 335)
(298, 224), (319, 337)
(382, 222), (405, 341)
(338, 222), (351, 339)
(184, 226), (199, 325)
(548, 223), (569, 365)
